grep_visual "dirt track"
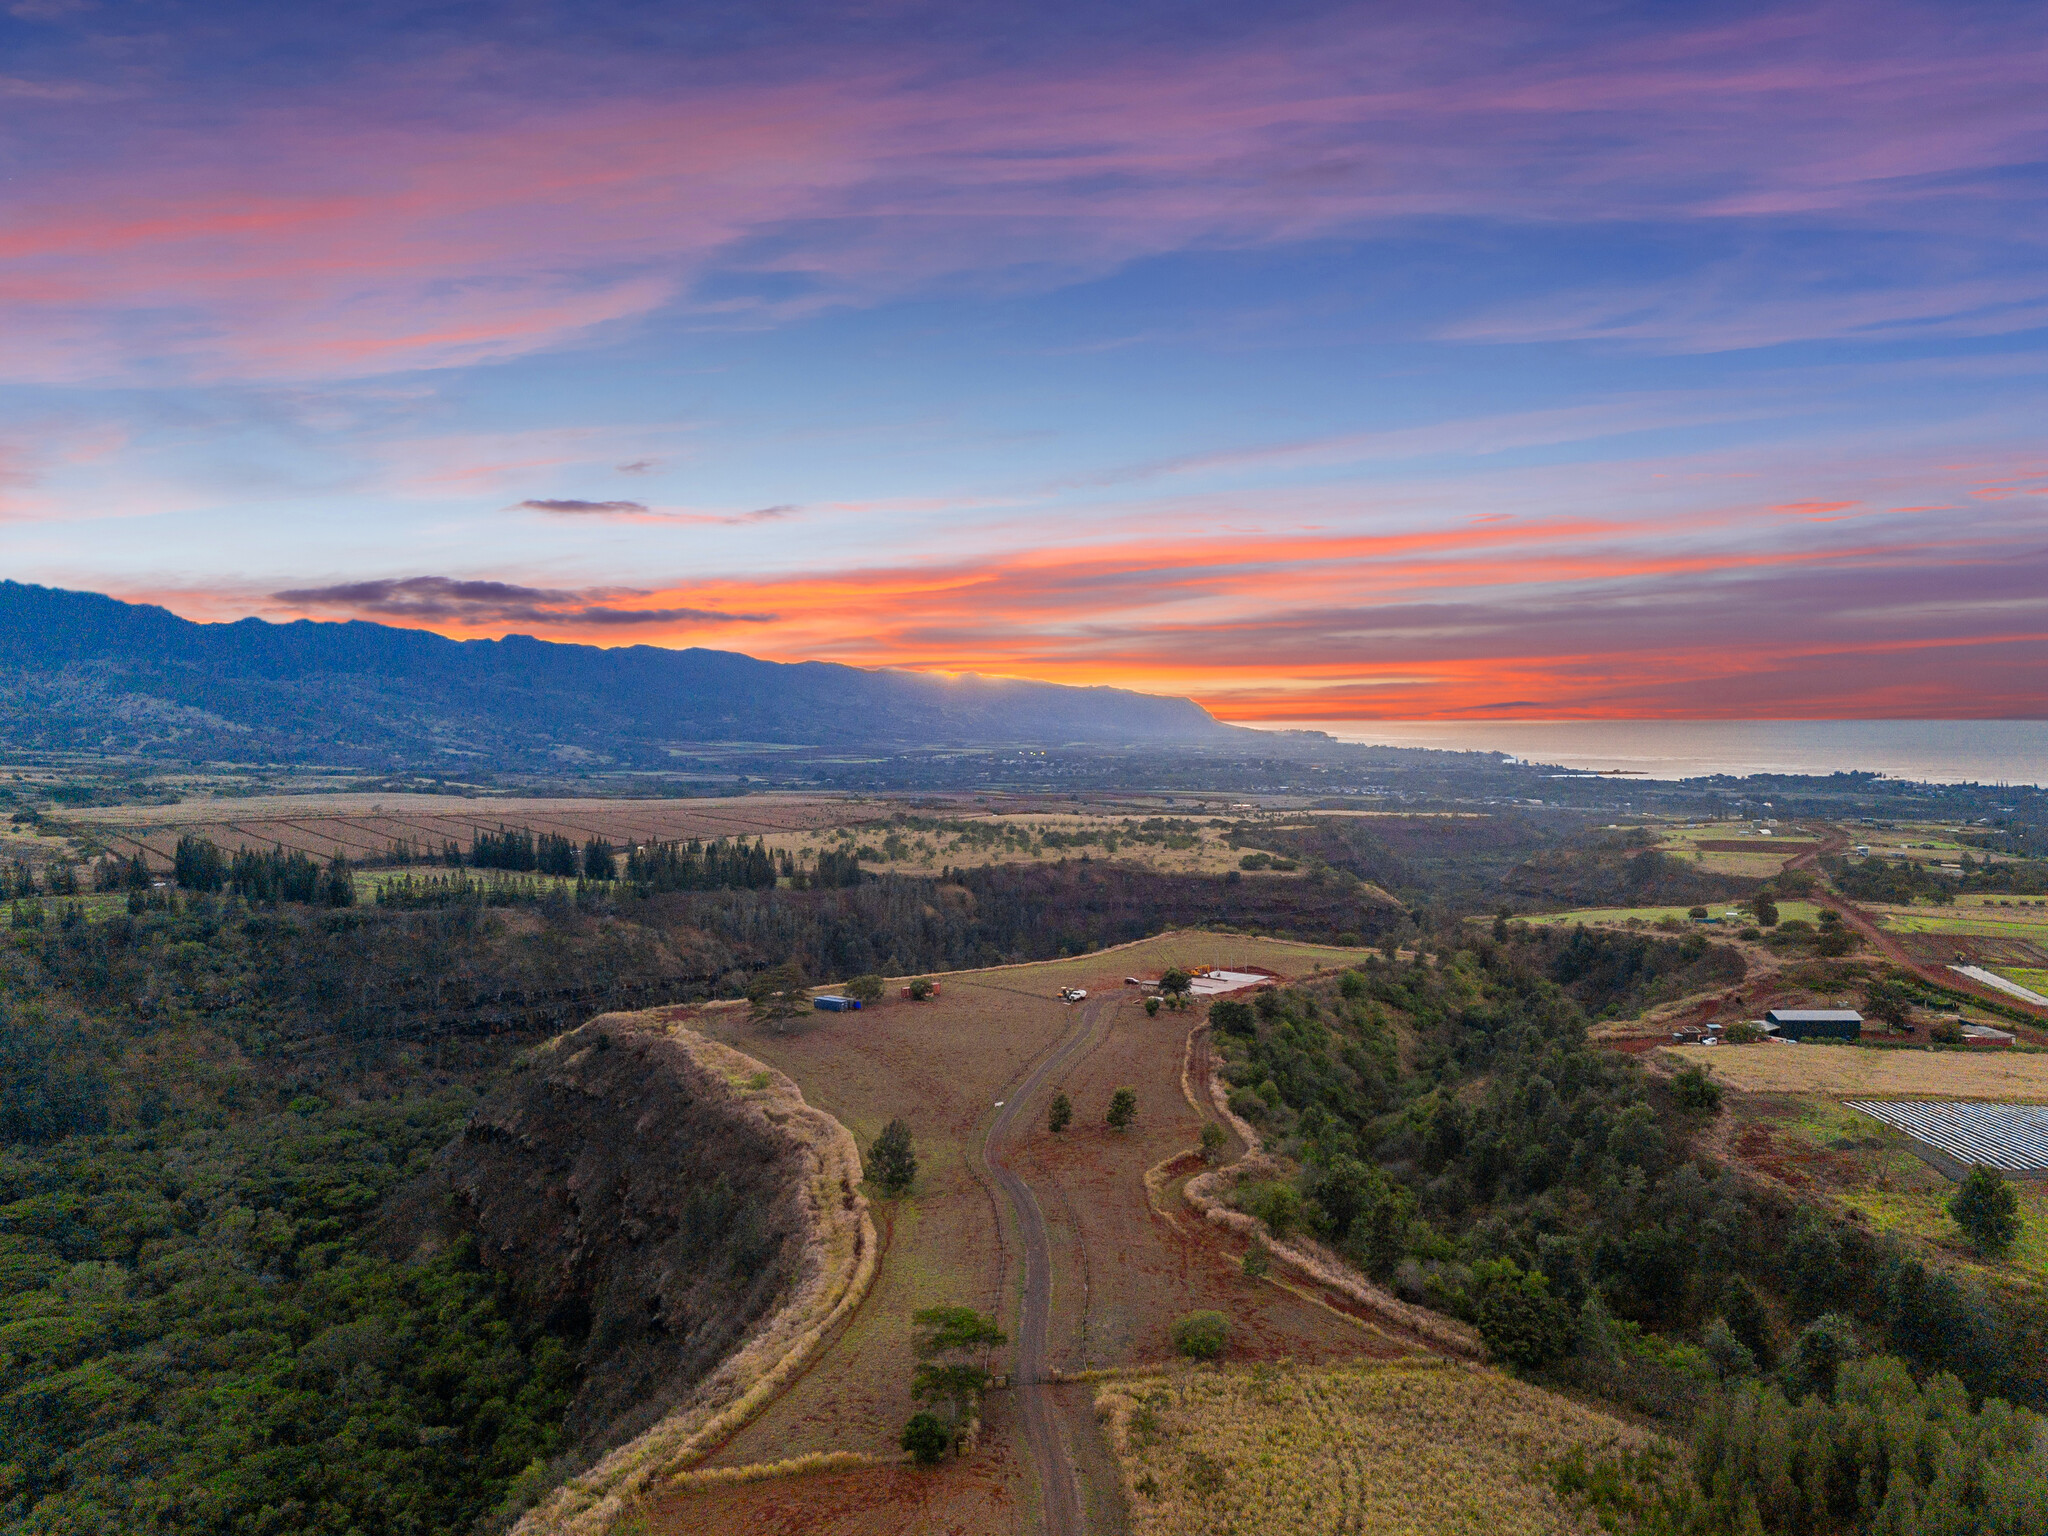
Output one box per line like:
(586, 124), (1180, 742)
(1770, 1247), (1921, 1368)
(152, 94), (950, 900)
(1791, 825), (2048, 1038)
(983, 997), (1103, 1536)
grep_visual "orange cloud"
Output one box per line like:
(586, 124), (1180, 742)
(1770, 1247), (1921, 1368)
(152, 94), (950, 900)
(117, 500), (2044, 722)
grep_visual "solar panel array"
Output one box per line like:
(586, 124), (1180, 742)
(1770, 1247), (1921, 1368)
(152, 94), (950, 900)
(1846, 1101), (2048, 1174)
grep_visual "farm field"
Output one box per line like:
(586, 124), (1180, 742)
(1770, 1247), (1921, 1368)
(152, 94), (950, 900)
(1710, 1095), (2048, 1292)
(1666, 1044), (2048, 1100)
(61, 793), (871, 869)
(51, 790), (1371, 884)
(1520, 900), (1820, 928)
(1095, 1358), (1655, 1536)
(1876, 909), (2048, 940)
(641, 933), (1398, 1534)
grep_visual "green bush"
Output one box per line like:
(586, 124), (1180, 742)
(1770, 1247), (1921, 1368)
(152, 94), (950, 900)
(1172, 1311), (1229, 1360)
(1950, 1164), (2022, 1257)
(901, 1410), (951, 1465)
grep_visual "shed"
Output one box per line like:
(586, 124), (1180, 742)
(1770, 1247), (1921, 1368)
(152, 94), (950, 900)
(1961, 1023), (2016, 1048)
(1764, 1008), (1862, 1041)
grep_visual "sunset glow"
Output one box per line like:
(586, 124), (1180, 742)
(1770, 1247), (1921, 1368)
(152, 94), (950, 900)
(6, 0), (2045, 720)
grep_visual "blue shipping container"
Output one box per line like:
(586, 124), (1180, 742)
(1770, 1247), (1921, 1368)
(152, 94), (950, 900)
(814, 995), (861, 1011)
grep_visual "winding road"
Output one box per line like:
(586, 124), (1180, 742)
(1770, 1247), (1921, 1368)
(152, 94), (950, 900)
(983, 995), (1104, 1536)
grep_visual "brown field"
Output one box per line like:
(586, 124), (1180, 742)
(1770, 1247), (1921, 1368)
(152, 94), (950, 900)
(636, 934), (1403, 1535)
(61, 793), (872, 868)
(1096, 1358), (1656, 1536)
(1664, 1043), (2048, 1100)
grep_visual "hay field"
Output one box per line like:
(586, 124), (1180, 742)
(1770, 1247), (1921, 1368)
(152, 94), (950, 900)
(1097, 1359), (1655, 1536)
(1665, 1044), (2048, 1100)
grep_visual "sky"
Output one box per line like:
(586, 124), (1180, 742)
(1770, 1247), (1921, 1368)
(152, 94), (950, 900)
(3, 0), (2046, 722)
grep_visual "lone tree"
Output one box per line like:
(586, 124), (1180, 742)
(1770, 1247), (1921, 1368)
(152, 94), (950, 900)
(1747, 892), (1780, 928)
(747, 960), (810, 1031)
(844, 973), (885, 1004)
(1047, 1092), (1073, 1134)
(1199, 1120), (1228, 1162)
(1864, 976), (1914, 1033)
(869, 1118), (917, 1194)
(1106, 1087), (1137, 1132)
(1158, 968), (1193, 1010)
(1950, 1164), (2022, 1257)
(911, 1305), (1006, 1434)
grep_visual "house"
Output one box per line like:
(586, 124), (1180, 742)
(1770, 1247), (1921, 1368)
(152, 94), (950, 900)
(1763, 1008), (1863, 1042)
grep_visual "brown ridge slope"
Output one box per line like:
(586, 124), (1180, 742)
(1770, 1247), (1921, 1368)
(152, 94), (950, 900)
(385, 1011), (874, 1536)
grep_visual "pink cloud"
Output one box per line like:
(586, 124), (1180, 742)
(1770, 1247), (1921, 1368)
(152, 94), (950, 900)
(2, 1), (2042, 380)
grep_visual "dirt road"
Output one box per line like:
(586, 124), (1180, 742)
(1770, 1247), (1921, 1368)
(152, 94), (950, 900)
(984, 996), (1105, 1536)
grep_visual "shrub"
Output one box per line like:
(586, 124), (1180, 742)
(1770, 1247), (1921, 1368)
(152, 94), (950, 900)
(1930, 1017), (1965, 1044)
(869, 1118), (917, 1194)
(1145, 996), (1160, 1017)
(1670, 1065), (1722, 1113)
(1242, 1244), (1269, 1279)
(901, 1410), (950, 1465)
(1199, 1120), (1228, 1162)
(1245, 1181), (1303, 1240)
(1173, 1311), (1229, 1360)
(1950, 1164), (2022, 1257)
(1047, 1092), (1072, 1134)
(844, 973), (885, 1003)
(1106, 1087), (1137, 1131)
(907, 977), (934, 1001)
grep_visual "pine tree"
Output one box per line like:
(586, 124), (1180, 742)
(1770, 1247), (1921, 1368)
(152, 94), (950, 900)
(870, 1118), (916, 1194)
(1047, 1092), (1072, 1134)
(1106, 1087), (1137, 1131)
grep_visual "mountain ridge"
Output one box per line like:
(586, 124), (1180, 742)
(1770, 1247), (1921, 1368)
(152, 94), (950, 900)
(0, 581), (1235, 768)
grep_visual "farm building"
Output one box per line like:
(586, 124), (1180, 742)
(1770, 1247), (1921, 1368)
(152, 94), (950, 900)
(1764, 1007), (1863, 1042)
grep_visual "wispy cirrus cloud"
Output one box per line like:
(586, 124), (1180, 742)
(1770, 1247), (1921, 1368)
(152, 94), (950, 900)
(4, 1), (2043, 382)
(512, 497), (796, 524)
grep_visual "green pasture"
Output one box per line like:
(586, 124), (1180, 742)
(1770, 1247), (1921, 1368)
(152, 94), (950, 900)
(1517, 900), (1822, 929)
(1878, 912), (2048, 942)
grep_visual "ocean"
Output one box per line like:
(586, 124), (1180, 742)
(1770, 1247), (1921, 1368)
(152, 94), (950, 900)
(1257, 720), (2048, 787)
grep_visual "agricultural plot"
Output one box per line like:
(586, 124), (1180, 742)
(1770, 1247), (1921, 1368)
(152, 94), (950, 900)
(1520, 900), (1820, 928)
(1096, 1359), (1655, 1536)
(644, 934), (1395, 1533)
(1846, 1101), (2048, 1176)
(1712, 1095), (2048, 1290)
(1666, 1044), (2048, 1100)
(63, 793), (869, 869)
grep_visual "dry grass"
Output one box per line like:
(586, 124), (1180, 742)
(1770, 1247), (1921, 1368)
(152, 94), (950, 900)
(1097, 1359), (1659, 1536)
(513, 1018), (878, 1536)
(1664, 1043), (2048, 1100)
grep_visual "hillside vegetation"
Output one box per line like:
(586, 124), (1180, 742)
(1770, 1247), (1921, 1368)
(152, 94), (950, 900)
(1206, 928), (2047, 1417)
